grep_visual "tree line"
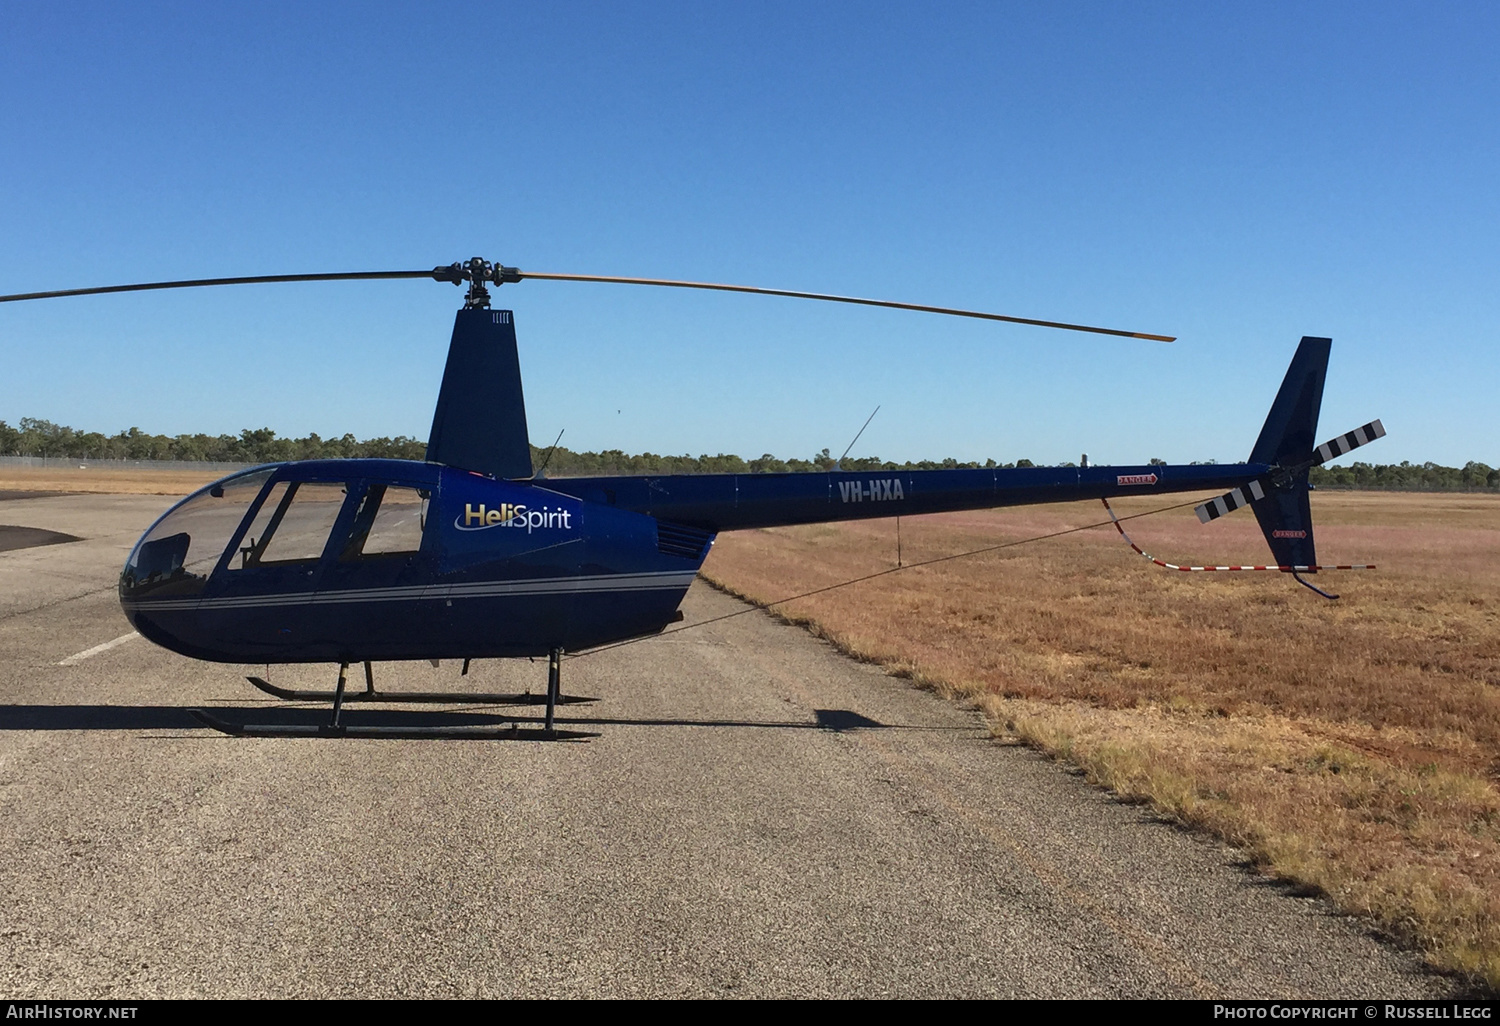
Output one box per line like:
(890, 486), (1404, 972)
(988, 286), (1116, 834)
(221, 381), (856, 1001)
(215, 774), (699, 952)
(0, 418), (1035, 472)
(1308, 460), (1500, 492)
(534, 445), (1029, 476)
(0, 418), (429, 463)
(2, 417), (1495, 491)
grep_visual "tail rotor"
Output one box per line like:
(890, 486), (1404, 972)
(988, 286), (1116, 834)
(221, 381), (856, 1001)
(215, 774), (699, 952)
(1112, 337), (1384, 599)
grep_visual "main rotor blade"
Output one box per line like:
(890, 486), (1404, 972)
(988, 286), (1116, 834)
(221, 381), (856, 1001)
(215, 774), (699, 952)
(516, 271), (1175, 342)
(0, 270), (435, 304)
(0, 262), (1176, 342)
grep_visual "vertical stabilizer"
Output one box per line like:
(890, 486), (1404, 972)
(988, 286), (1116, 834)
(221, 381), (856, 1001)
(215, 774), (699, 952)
(1251, 482), (1317, 568)
(426, 308), (533, 479)
(1249, 336), (1330, 466)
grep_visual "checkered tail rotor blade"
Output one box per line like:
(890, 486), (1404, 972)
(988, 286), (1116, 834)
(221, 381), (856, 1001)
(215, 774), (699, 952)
(1311, 419), (1385, 465)
(1194, 418), (1385, 524)
(1195, 480), (1267, 524)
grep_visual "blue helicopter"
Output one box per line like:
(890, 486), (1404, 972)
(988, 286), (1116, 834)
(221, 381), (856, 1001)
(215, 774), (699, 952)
(1, 258), (1384, 740)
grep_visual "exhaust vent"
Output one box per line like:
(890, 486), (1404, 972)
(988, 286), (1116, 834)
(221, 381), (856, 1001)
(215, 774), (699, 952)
(656, 520), (714, 560)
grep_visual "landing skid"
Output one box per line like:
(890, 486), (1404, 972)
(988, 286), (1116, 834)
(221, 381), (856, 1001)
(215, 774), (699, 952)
(245, 675), (597, 706)
(201, 651), (596, 741)
(188, 707), (598, 742)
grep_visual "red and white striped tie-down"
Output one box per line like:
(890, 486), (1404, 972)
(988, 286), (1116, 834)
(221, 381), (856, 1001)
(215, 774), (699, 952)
(1102, 497), (1374, 573)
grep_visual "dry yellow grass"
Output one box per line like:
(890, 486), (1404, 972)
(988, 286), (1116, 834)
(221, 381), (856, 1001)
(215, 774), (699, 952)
(702, 491), (1500, 987)
(0, 465), (226, 495)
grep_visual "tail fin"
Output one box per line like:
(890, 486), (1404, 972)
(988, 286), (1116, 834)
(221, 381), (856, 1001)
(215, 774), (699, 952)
(1192, 338), (1384, 573)
(1249, 336), (1330, 467)
(1244, 336), (1330, 569)
(1250, 472), (1318, 568)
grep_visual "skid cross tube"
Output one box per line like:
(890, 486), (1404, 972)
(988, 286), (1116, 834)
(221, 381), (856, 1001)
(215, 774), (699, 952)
(328, 662), (350, 734)
(546, 648), (562, 731)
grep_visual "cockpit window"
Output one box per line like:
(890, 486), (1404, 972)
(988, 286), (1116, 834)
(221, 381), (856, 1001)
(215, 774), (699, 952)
(228, 480), (290, 569)
(251, 482), (350, 564)
(341, 485), (427, 559)
(121, 468), (275, 598)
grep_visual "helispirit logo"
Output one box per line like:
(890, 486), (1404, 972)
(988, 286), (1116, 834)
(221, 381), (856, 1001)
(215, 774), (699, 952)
(455, 502), (573, 534)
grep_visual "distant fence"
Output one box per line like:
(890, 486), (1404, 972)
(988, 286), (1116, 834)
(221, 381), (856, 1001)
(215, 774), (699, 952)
(0, 456), (253, 473)
(1312, 483), (1499, 493)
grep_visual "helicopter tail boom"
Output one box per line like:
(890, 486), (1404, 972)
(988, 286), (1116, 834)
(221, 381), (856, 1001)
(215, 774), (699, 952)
(549, 336), (1382, 580)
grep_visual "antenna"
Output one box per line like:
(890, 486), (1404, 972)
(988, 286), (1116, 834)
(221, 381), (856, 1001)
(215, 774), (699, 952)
(834, 405), (881, 470)
(533, 428), (565, 479)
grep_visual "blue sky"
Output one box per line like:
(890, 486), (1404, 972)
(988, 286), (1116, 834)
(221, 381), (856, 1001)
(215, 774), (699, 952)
(1, 2), (1494, 466)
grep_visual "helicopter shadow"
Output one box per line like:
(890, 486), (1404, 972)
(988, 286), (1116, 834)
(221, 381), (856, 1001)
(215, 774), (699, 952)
(0, 704), (964, 734)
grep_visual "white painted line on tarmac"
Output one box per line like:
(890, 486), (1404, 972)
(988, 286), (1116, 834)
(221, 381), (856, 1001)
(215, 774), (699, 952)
(57, 631), (140, 666)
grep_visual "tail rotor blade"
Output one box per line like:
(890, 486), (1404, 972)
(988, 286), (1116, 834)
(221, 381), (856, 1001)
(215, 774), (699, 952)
(1196, 419), (1387, 525)
(1313, 419), (1385, 465)
(1196, 480), (1268, 524)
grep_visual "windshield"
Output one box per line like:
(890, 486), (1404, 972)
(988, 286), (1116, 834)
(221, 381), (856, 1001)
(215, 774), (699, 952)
(121, 468), (275, 599)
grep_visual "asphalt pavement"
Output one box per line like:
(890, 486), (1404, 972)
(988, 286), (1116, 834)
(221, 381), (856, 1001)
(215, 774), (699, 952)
(0, 493), (1457, 998)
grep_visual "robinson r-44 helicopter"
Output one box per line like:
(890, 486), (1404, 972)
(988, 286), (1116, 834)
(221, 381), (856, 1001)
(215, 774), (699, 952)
(1, 258), (1385, 740)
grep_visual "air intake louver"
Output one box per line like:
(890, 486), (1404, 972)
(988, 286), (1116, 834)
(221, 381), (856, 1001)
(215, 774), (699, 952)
(656, 520), (714, 560)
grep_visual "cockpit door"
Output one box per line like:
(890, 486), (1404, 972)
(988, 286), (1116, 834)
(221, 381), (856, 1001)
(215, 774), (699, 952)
(318, 481), (434, 591)
(311, 479), (439, 659)
(198, 479), (360, 652)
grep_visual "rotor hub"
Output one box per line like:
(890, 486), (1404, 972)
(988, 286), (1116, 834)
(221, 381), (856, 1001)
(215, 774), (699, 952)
(431, 258), (522, 308)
